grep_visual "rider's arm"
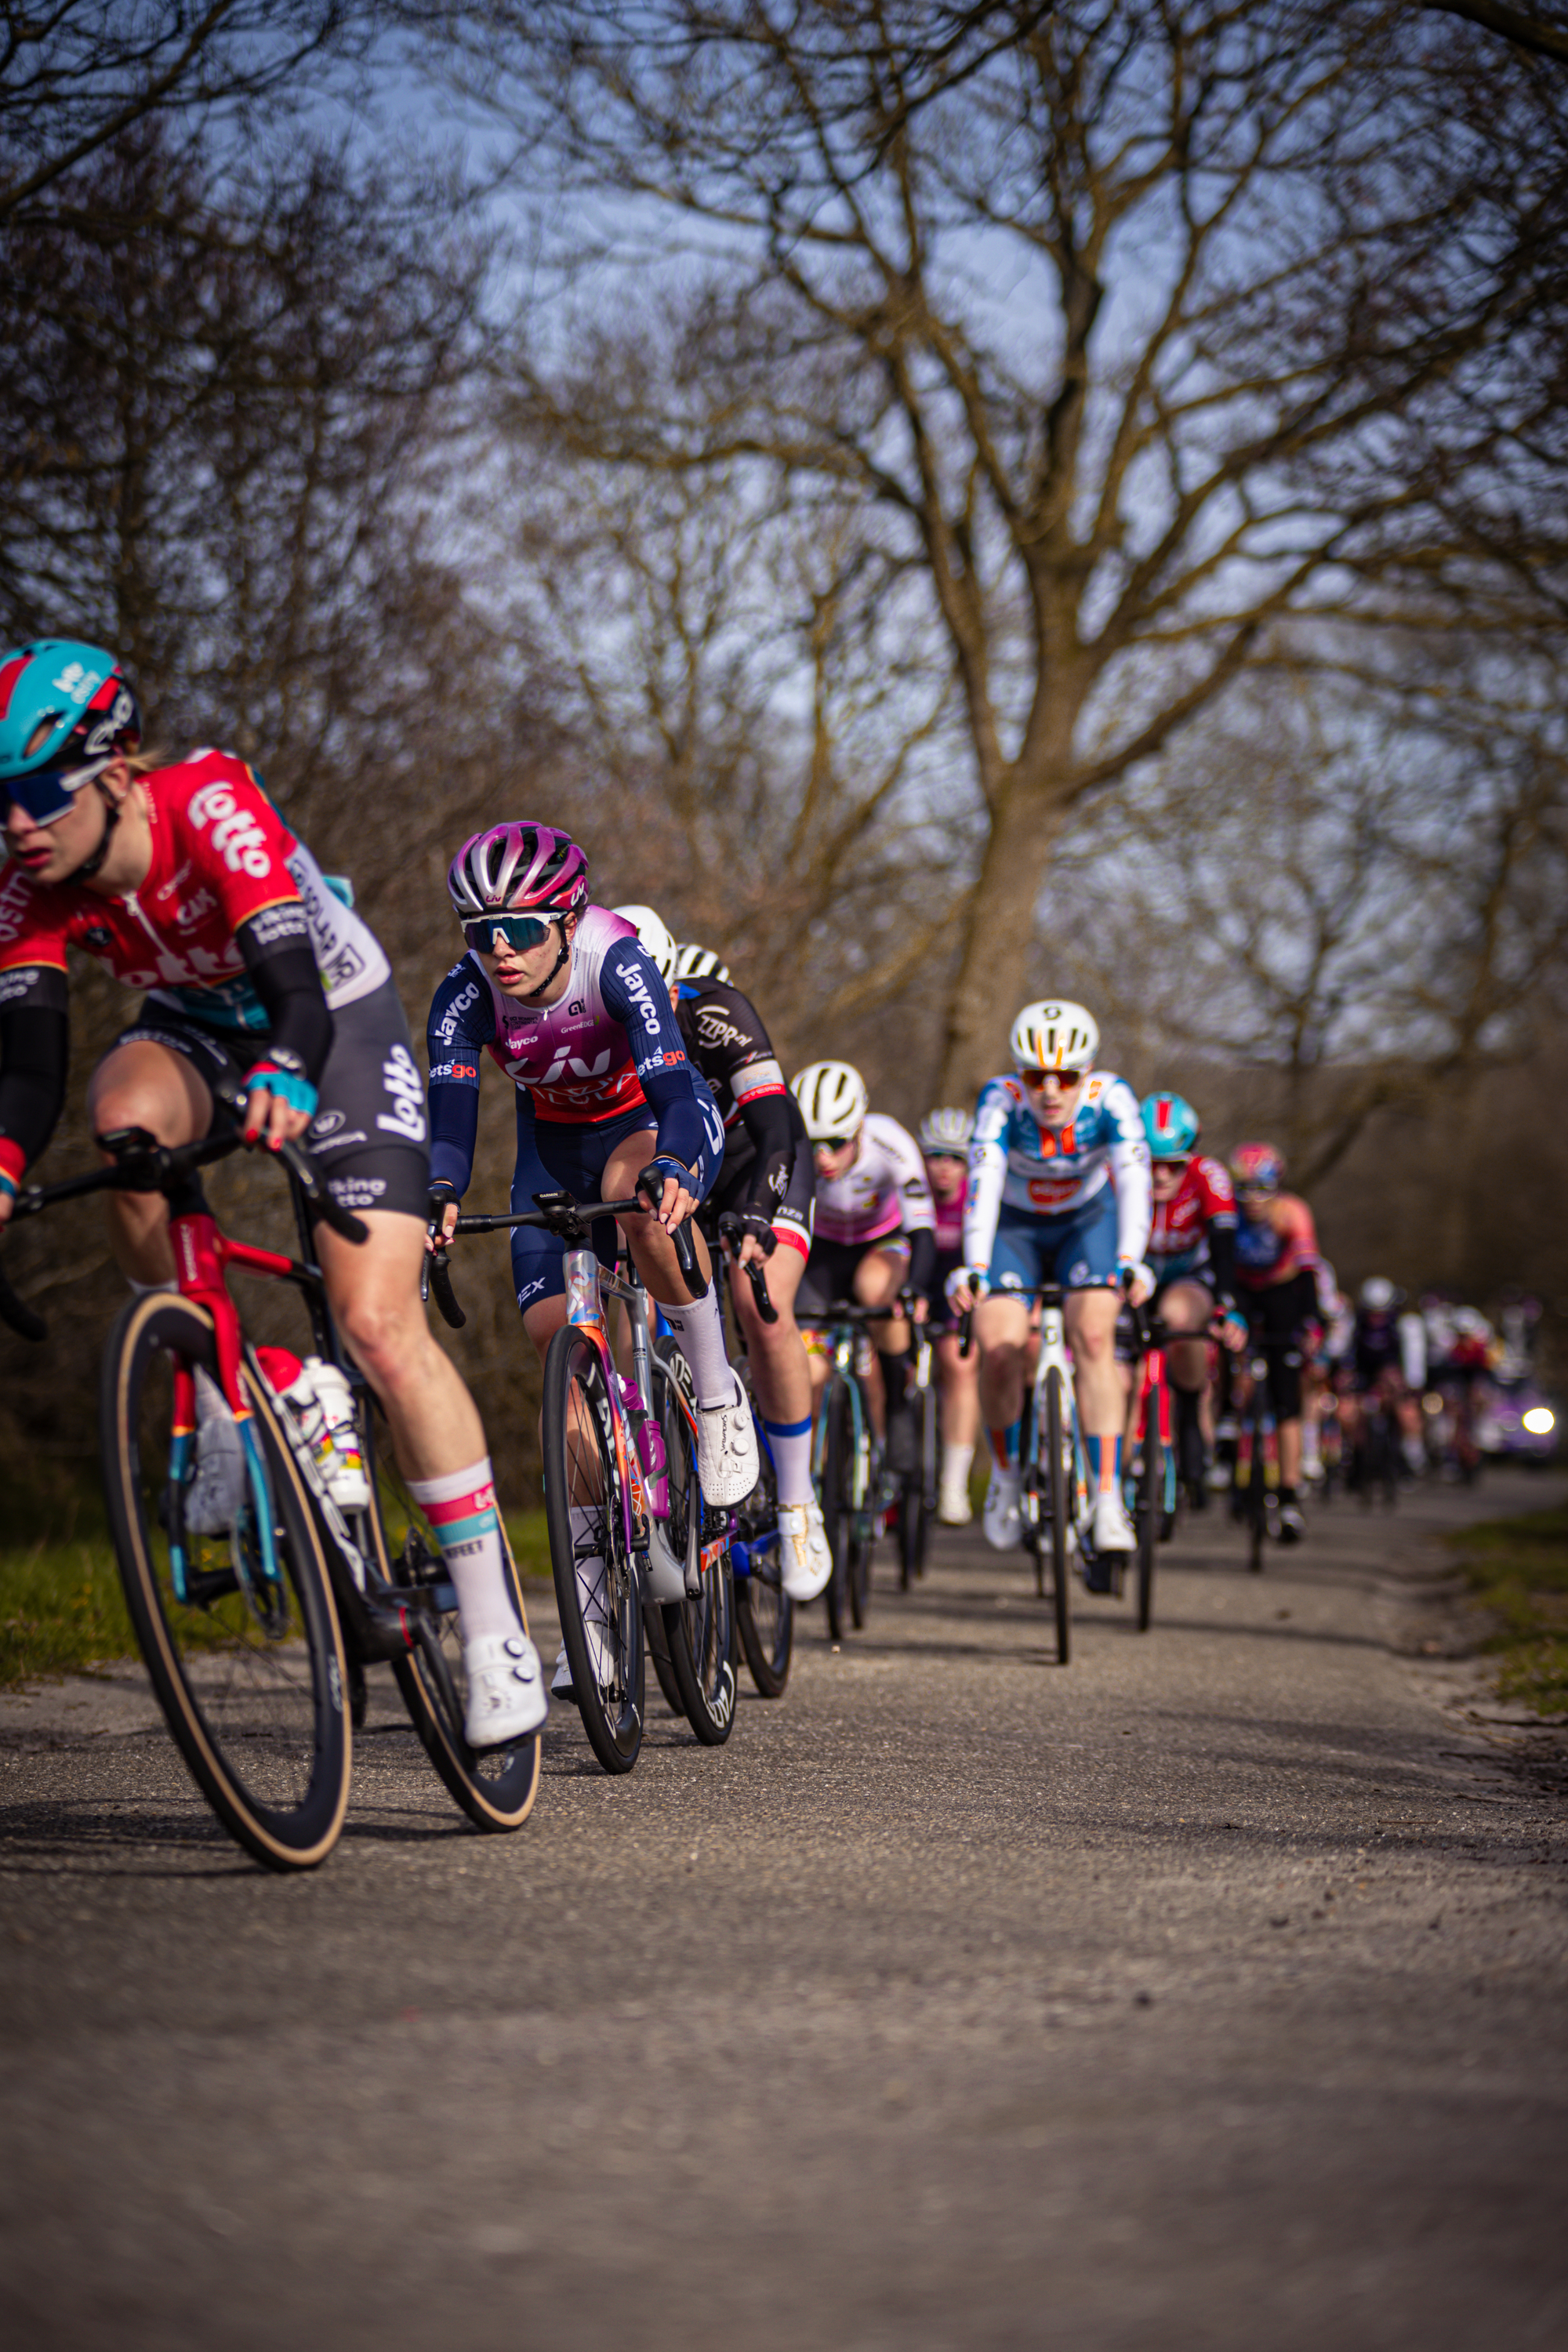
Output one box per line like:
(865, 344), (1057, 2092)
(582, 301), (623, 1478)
(1196, 1156), (1239, 1298)
(961, 1080), (1011, 1277)
(601, 940), (710, 1171)
(235, 906), (334, 1109)
(883, 1118), (938, 1294)
(426, 957), (495, 1197)
(0, 967), (69, 1200)
(1273, 1196), (1319, 1283)
(1104, 1077), (1152, 1269)
(695, 985), (798, 1214)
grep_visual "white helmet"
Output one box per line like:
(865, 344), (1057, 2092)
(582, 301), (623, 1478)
(919, 1106), (974, 1156)
(675, 942), (730, 983)
(1359, 1276), (1397, 1313)
(1009, 999), (1099, 1073)
(792, 1060), (869, 1142)
(612, 904), (677, 985)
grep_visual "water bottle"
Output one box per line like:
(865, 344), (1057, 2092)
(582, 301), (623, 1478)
(284, 1356), (371, 1508)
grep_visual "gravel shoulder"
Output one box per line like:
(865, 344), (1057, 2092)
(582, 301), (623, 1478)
(1, 1469), (1565, 2351)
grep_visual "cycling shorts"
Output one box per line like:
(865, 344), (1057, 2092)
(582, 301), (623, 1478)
(701, 1136), (815, 1262)
(797, 1231), (908, 1323)
(508, 1076), (724, 1313)
(985, 1190), (1120, 1296)
(108, 978), (430, 1223)
(916, 1243), (965, 1335)
(1242, 1269), (1316, 1421)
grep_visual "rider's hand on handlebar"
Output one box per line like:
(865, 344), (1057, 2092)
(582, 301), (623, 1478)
(1217, 1302), (1249, 1353)
(641, 1160), (698, 1235)
(424, 1186), (460, 1254)
(1120, 1259), (1155, 1308)
(724, 1210), (777, 1269)
(946, 1264), (985, 1316)
(239, 1063), (314, 1153)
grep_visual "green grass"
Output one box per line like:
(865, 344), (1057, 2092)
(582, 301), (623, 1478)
(0, 1502), (557, 1690)
(1446, 1504), (1568, 1719)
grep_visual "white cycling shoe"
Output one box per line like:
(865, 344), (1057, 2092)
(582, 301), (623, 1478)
(982, 1465), (1022, 1551)
(183, 1412), (246, 1534)
(551, 1555), (617, 1700)
(937, 1475), (973, 1526)
(695, 1370), (761, 1506)
(463, 1630), (547, 1748)
(1091, 1486), (1137, 1553)
(777, 1498), (832, 1601)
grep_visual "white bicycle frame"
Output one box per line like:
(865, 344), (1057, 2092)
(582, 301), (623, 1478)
(1018, 1294), (1095, 1559)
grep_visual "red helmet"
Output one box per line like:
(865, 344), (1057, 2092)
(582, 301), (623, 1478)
(1229, 1141), (1285, 1193)
(446, 822), (588, 922)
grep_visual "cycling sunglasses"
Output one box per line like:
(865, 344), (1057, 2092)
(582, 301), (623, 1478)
(4, 762), (104, 827)
(813, 1134), (856, 1152)
(463, 912), (558, 956)
(1020, 1065), (1087, 1089)
(1152, 1155), (1192, 1174)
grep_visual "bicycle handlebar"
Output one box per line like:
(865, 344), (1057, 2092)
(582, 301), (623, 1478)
(716, 1212), (778, 1325)
(423, 1180), (710, 1331)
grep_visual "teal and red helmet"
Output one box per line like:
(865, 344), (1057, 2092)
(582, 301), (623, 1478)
(1141, 1091), (1201, 1160)
(0, 641), (142, 822)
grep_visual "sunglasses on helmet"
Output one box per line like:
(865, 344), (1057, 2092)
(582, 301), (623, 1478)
(463, 912), (559, 956)
(5, 761), (107, 828)
(1020, 1066), (1087, 1089)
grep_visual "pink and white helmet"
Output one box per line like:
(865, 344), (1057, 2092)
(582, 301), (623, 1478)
(446, 822), (589, 922)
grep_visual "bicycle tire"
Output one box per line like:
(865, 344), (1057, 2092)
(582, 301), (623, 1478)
(848, 1381), (873, 1628)
(1044, 1367), (1072, 1665)
(732, 1368), (793, 1697)
(821, 1376), (853, 1642)
(655, 1342), (738, 1744)
(361, 1405), (542, 1834)
(1137, 1403), (1160, 1632)
(646, 1602), (686, 1716)
(540, 1323), (644, 1773)
(1247, 1399), (1269, 1573)
(100, 1293), (350, 1872)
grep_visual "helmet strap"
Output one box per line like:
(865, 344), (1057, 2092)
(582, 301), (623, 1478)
(60, 779), (121, 885)
(520, 923), (573, 1000)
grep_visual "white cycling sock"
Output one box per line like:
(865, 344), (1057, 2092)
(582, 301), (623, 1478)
(653, 1286), (733, 1409)
(940, 1440), (975, 1493)
(762, 1414), (813, 1508)
(408, 1458), (519, 1643)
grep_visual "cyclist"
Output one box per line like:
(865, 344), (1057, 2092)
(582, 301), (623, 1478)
(949, 1000), (1152, 1579)
(917, 1106), (982, 1524)
(790, 1061), (937, 1472)
(614, 907), (829, 1602)
(1138, 1091), (1246, 1505)
(0, 639), (548, 1748)
(424, 830), (758, 1698)
(1229, 1141), (1319, 1543)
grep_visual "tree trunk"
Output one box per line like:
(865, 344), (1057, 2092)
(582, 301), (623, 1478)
(936, 776), (1073, 1104)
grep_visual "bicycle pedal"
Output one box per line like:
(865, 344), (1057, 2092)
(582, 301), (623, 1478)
(700, 1503), (733, 1542)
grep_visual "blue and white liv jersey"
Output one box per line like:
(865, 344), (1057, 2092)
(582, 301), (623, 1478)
(963, 1070), (1152, 1275)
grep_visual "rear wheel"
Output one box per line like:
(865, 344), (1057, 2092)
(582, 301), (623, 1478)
(540, 1323), (644, 1773)
(1137, 1402), (1160, 1632)
(362, 1403), (541, 1833)
(1246, 1406), (1269, 1574)
(820, 1377), (853, 1642)
(732, 1368), (793, 1697)
(1044, 1368), (1072, 1665)
(655, 1342), (738, 1744)
(101, 1294), (350, 1872)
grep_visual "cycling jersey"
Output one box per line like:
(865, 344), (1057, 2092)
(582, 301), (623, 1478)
(1233, 1193), (1317, 1289)
(812, 1113), (935, 1247)
(674, 975), (811, 1250)
(0, 750), (387, 1028)
(1147, 1153), (1237, 1293)
(426, 904), (710, 1194)
(964, 1069), (1151, 1276)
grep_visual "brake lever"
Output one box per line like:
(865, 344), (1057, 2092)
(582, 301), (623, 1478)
(636, 1162), (708, 1300)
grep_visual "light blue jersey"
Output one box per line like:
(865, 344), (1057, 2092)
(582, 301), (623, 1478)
(964, 1069), (1152, 1276)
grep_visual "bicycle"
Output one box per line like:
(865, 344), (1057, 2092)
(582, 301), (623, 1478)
(808, 1298), (893, 1640)
(711, 1218), (793, 1697)
(1123, 1301), (1178, 1633)
(427, 1181), (736, 1774)
(892, 1318), (938, 1592)
(1230, 1333), (1301, 1571)
(0, 1102), (543, 1871)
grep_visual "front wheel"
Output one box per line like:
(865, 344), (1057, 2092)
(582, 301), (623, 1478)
(1044, 1368), (1072, 1665)
(732, 1366), (793, 1697)
(655, 1343), (738, 1745)
(820, 1376), (854, 1642)
(1137, 1406), (1160, 1633)
(101, 1294), (350, 1871)
(540, 1323), (644, 1773)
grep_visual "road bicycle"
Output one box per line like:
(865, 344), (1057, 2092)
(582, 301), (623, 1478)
(1122, 1301), (1178, 1633)
(893, 1319), (938, 1592)
(428, 1181), (736, 1774)
(808, 1299), (890, 1640)
(0, 1100), (542, 1871)
(1230, 1332), (1302, 1572)
(710, 1218), (793, 1698)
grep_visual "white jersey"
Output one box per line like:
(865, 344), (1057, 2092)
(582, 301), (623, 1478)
(964, 1069), (1152, 1272)
(814, 1112), (935, 1247)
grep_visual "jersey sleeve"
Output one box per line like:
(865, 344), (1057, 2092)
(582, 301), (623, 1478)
(601, 938), (708, 1167)
(167, 754), (303, 934)
(884, 1119), (935, 1236)
(426, 958), (495, 1196)
(1102, 1078), (1152, 1266)
(0, 862), (71, 980)
(963, 1079), (1013, 1273)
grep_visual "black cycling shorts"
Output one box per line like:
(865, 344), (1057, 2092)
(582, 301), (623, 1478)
(702, 1137), (815, 1263)
(1239, 1269), (1316, 1421)
(797, 1231), (909, 1322)
(108, 976), (431, 1223)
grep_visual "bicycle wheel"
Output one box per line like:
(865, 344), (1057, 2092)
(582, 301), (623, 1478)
(361, 1405), (542, 1834)
(1044, 1368), (1072, 1664)
(1137, 1403), (1160, 1632)
(100, 1292), (350, 1871)
(820, 1376), (853, 1642)
(848, 1387), (873, 1630)
(645, 1601), (686, 1716)
(1247, 1404), (1269, 1573)
(540, 1323), (644, 1773)
(732, 1374), (793, 1698)
(654, 1341), (738, 1744)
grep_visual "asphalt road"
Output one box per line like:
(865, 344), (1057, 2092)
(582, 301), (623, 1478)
(2, 1468), (1565, 2352)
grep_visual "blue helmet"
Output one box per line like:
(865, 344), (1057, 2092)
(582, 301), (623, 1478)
(1141, 1091), (1201, 1159)
(0, 640), (141, 793)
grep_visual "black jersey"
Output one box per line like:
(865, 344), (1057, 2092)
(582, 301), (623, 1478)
(673, 976), (806, 1214)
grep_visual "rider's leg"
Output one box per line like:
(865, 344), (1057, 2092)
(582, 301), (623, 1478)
(935, 1327), (980, 1519)
(855, 1242), (909, 1446)
(1160, 1278), (1214, 1489)
(1065, 1284), (1124, 1485)
(974, 1293), (1032, 1446)
(87, 1040), (212, 1282)
(733, 1237), (813, 1503)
